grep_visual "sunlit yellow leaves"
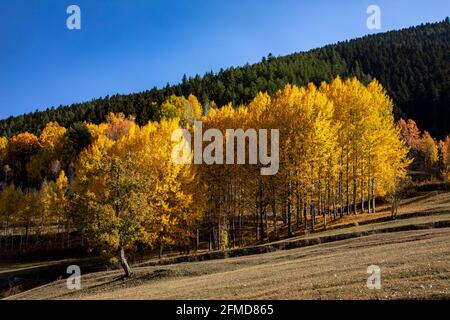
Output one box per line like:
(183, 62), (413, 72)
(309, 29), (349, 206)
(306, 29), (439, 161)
(72, 114), (203, 260)
(39, 122), (66, 151)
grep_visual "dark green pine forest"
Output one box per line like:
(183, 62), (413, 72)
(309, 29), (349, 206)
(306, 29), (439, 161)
(1, 18), (449, 138)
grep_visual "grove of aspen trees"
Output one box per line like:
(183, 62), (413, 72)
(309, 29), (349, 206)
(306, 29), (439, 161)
(1, 77), (449, 276)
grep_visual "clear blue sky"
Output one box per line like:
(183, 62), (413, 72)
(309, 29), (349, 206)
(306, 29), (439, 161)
(0, 0), (448, 120)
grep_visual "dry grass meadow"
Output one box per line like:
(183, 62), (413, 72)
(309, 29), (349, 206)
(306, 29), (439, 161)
(4, 190), (450, 300)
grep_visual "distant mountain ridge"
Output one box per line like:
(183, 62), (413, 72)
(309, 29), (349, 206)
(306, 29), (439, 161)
(1, 18), (449, 138)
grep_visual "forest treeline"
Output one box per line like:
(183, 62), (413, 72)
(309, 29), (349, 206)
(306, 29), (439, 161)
(3, 78), (449, 276)
(0, 19), (448, 139)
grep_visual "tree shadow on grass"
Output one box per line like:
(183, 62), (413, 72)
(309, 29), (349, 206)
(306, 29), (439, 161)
(58, 268), (178, 299)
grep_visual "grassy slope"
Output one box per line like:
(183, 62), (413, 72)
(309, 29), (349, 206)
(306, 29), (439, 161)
(9, 228), (450, 300)
(6, 191), (450, 300)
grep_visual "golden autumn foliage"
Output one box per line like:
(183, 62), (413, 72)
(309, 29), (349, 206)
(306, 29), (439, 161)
(439, 136), (450, 180)
(196, 78), (409, 247)
(398, 117), (448, 179)
(27, 122), (67, 183)
(0, 136), (8, 162)
(0, 80), (420, 276)
(421, 132), (439, 171)
(71, 118), (203, 275)
(39, 121), (67, 151)
(159, 94), (203, 126)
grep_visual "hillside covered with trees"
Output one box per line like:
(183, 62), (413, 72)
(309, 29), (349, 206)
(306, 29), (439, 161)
(0, 78), (435, 276)
(0, 19), (449, 139)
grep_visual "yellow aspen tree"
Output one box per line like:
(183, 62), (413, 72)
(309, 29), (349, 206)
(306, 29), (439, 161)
(73, 115), (203, 275)
(420, 131), (438, 174)
(27, 122), (66, 184)
(0, 136), (8, 163)
(51, 171), (69, 247)
(187, 94), (203, 120)
(440, 136), (450, 179)
(366, 80), (410, 207)
(0, 185), (23, 251)
(38, 181), (55, 243)
(20, 190), (41, 251)
(160, 95), (202, 126)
